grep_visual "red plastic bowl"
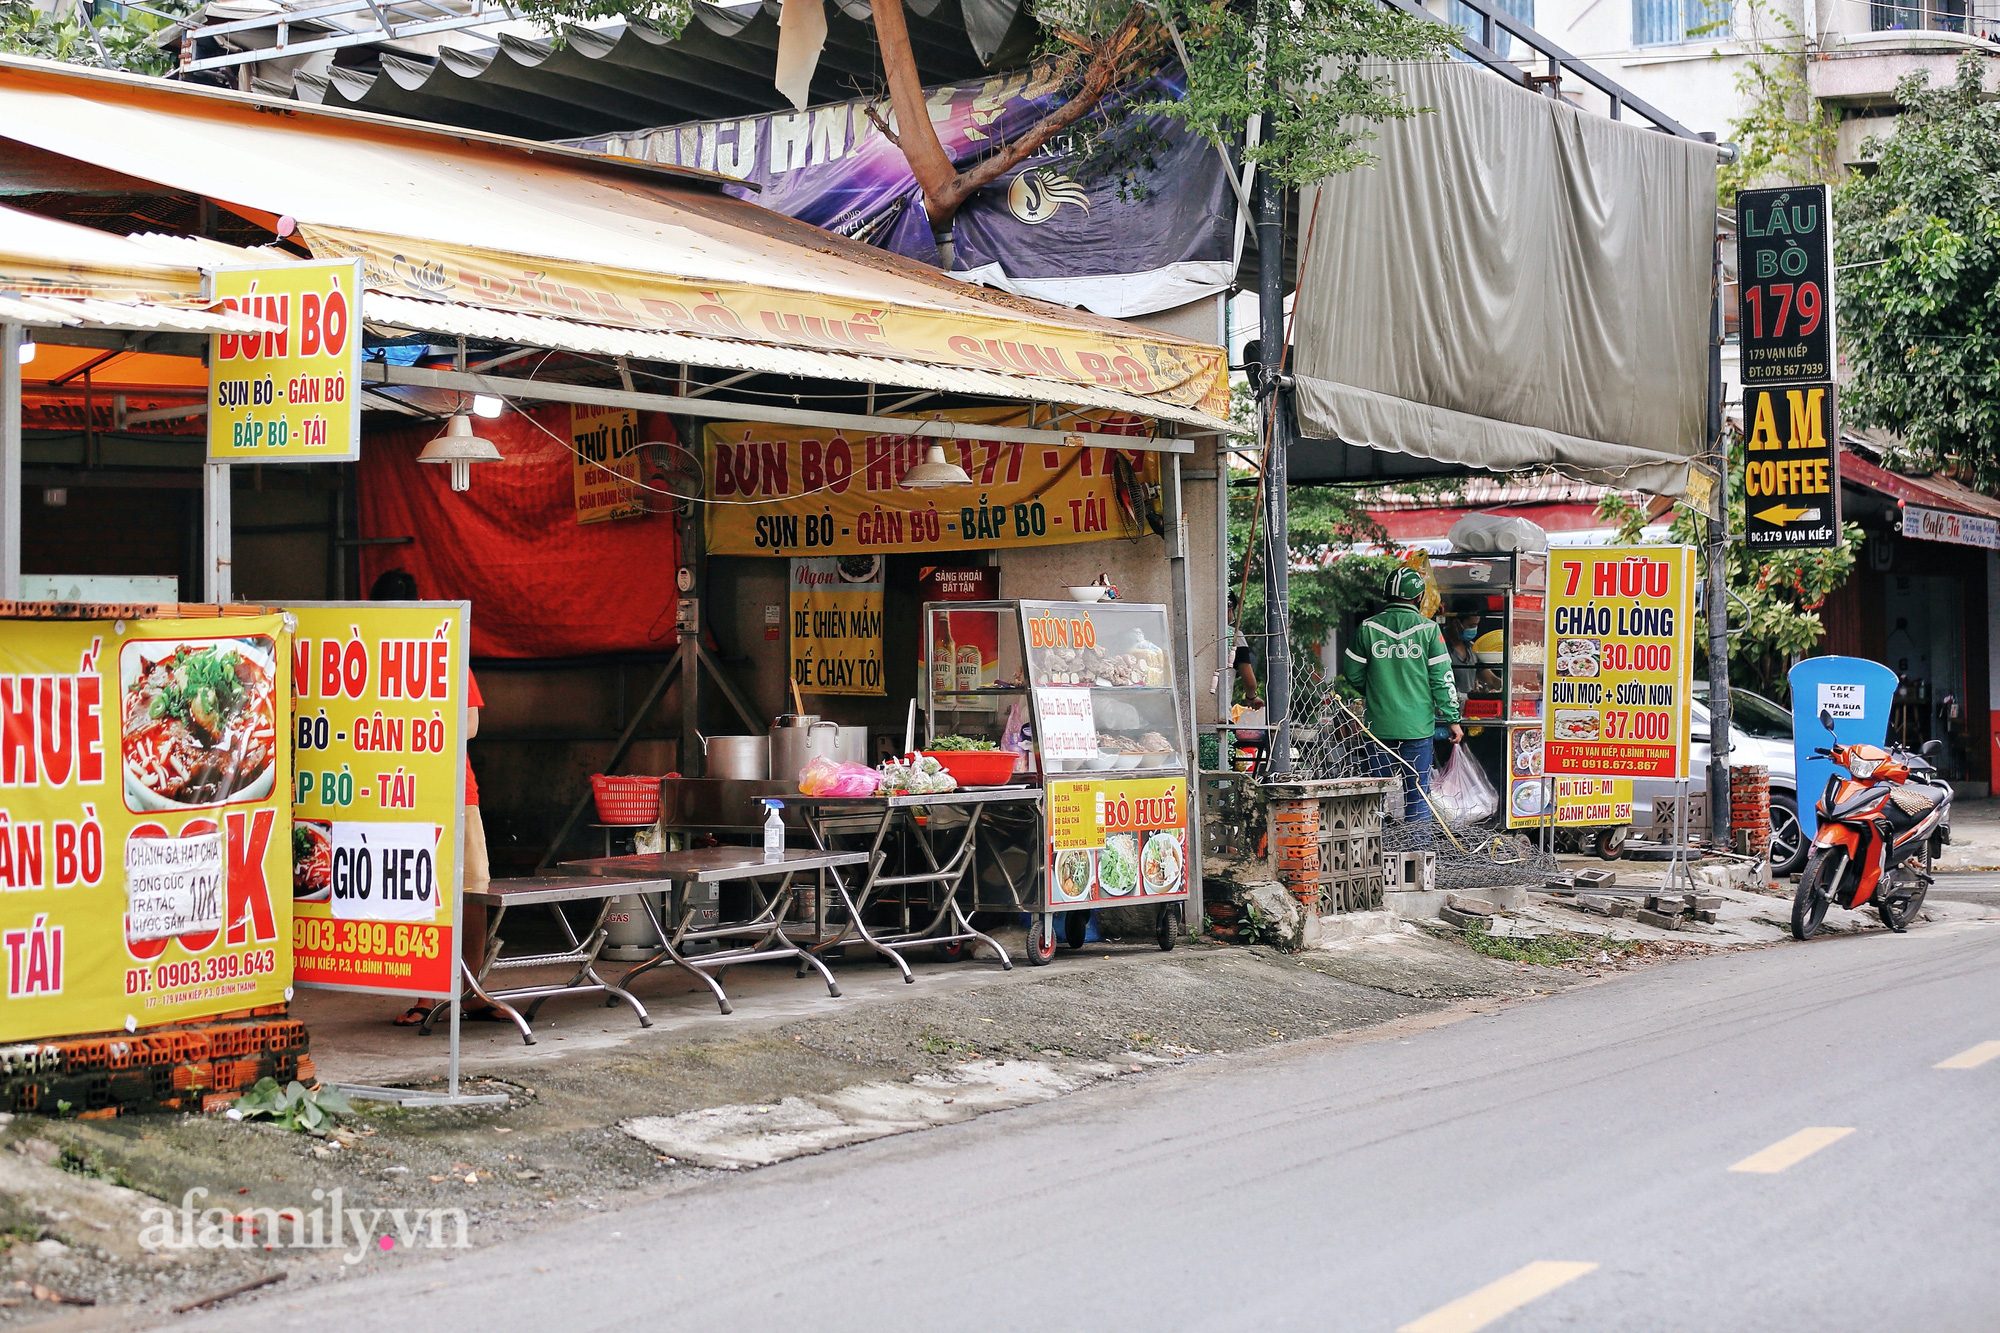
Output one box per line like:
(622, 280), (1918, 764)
(922, 750), (1019, 787)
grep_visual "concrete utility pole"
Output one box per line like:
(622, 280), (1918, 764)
(1257, 157), (1291, 773)
(1707, 229), (1733, 848)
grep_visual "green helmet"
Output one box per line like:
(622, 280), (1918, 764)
(1384, 566), (1427, 603)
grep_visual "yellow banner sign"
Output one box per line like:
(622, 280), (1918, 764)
(571, 405), (644, 524)
(1046, 776), (1187, 903)
(0, 615), (293, 1043)
(303, 227), (1229, 419)
(1544, 546), (1695, 780)
(289, 605), (466, 999)
(790, 558), (884, 696)
(705, 408), (1159, 557)
(207, 259), (363, 463)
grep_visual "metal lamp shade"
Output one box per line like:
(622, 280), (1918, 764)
(418, 413), (504, 492)
(900, 442), (972, 489)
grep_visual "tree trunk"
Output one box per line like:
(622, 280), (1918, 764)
(872, 0), (1145, 251)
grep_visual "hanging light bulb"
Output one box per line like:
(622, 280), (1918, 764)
(417, 413), (502, 492)
(15, 338), (34, 366)
(899, 441), (972, 490)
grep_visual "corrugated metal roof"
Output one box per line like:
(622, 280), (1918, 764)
(360, 292), (1234, 433)
(0, 292), (281, 335)
(265, 0), (1035, 140)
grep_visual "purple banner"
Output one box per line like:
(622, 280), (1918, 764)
(565, 67), (1236, 318)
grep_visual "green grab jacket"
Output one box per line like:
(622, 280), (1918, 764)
(1337, 605), (1462, 741)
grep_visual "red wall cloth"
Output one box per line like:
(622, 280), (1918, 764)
(359, 405), (681, 658)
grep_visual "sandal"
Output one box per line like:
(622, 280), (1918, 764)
(390, 1004), (432, 1027)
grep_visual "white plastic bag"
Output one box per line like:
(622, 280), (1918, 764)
(1430, 746), (1498, 824)
(1446, 512), (1548, 554)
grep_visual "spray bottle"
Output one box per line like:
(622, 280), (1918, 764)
(762, 798), (785, 863)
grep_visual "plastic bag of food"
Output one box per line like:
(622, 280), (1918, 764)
(1429, 746), (1497, 824)
(799, 758), (882, 797)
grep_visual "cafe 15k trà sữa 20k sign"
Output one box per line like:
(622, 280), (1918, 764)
(207, 259), (364, 464)
(0, 615), (294, 1044)
(703, 407), (1158, 557)
(289, 605), (467, 998)
(1543, 548), (1694, 781)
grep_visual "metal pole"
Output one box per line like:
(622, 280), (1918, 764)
(1257, 130), (1291, 774)
(203, 462), (232, 603)
(1706, 230), (1732, 850)
(0, 324), (20, 601)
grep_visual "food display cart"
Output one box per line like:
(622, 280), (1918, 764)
(1429, 552), (1550, 826)
(924, 598), (1191, 963)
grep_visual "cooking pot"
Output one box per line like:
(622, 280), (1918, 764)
(701, 733), (769, 780)
(830, 726), (869, 765)
(770, 715), (839, 783)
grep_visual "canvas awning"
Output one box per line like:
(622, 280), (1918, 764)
(1288, 60), (1719, 495)
(0, 55), (1230, 432)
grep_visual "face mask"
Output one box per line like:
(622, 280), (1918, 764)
(1460, 627), (1478, 642)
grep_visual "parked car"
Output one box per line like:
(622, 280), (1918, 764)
(1629, 685), (1804, 874)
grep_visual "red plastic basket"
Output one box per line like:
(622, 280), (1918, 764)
(921, 750), (1020, 787)
(590, 774), (661, 825)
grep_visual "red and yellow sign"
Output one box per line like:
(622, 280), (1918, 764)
(1047, 776), (1188, 905)
(0, 615), (293, 1043)
(207, 259), (364, 463)
(289, 604), (466, 998)
(703, 408), (1159, 557)
(1544, 547), (1695, 780)
(790, 558), (884, 697)
(571, 404), (645, 524)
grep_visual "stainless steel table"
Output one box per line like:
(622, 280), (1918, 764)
(794, 786), (1045, 980)
(561, 846), (870, 1015)
(449, 872), (669, 1044)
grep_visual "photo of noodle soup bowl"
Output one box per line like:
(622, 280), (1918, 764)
(1553, 709), (1601, 743)
(121, 635), (279, 812)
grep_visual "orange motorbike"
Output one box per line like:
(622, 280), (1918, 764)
(1793, 708), (1953, 940)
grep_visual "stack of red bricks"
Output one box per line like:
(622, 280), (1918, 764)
(1270, 799), (1320, 913)
(1731, 764), (1772, 865)
(2, 1009), (313, 1119)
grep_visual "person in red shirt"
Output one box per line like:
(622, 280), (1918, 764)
(372, 570), (495, 1025)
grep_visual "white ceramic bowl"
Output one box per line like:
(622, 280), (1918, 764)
(1066, 586), (1109, 602)
(1115, 753), (1144, 769)
(1084, 754), (1117, 771)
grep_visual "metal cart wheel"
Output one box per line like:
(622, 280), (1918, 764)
(1024, 914), (1057, 966)
(1157, 904), (1181, 951)
(1598, 825), (1629, 860)
(932, 938), (968, 962)
(1062, 909), (1090, 950)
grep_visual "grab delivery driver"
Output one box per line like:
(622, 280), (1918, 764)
(1339, 566), (1464, 829)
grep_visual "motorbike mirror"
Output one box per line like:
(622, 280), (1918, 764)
(1921, 739), (1945, 761)
(1819, 708), (1836, 735)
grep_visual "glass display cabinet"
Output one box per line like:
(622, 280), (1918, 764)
(923, 600), (1190, 948)
(1429, 553), (1549, 826)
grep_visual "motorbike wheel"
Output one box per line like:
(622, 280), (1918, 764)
(1792, 846), (1842, 941)
(1877, 854), (1932, 934)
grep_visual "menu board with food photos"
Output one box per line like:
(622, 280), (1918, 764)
(1047, 776), (1189, 906)
(1543, 547), (1694, 780)
(0, 613), (294, 1043)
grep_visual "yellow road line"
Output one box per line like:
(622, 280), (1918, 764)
(1936, 1041), (2000, 1070)
(1398, 1261), (1598, 1333)
(1728, 1127), (1855, 1174)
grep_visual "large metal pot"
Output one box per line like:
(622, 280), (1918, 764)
(770, 715), (839, 783)
(701, 733), (769, 780)
(831, 726), (869, 765)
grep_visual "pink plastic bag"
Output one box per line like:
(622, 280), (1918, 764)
(798, 757), (881, 797)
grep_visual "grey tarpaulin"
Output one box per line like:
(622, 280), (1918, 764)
(1290, 60), (1718, 496)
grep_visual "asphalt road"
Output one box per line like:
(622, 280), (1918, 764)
(186, 914), (2000, 1333)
